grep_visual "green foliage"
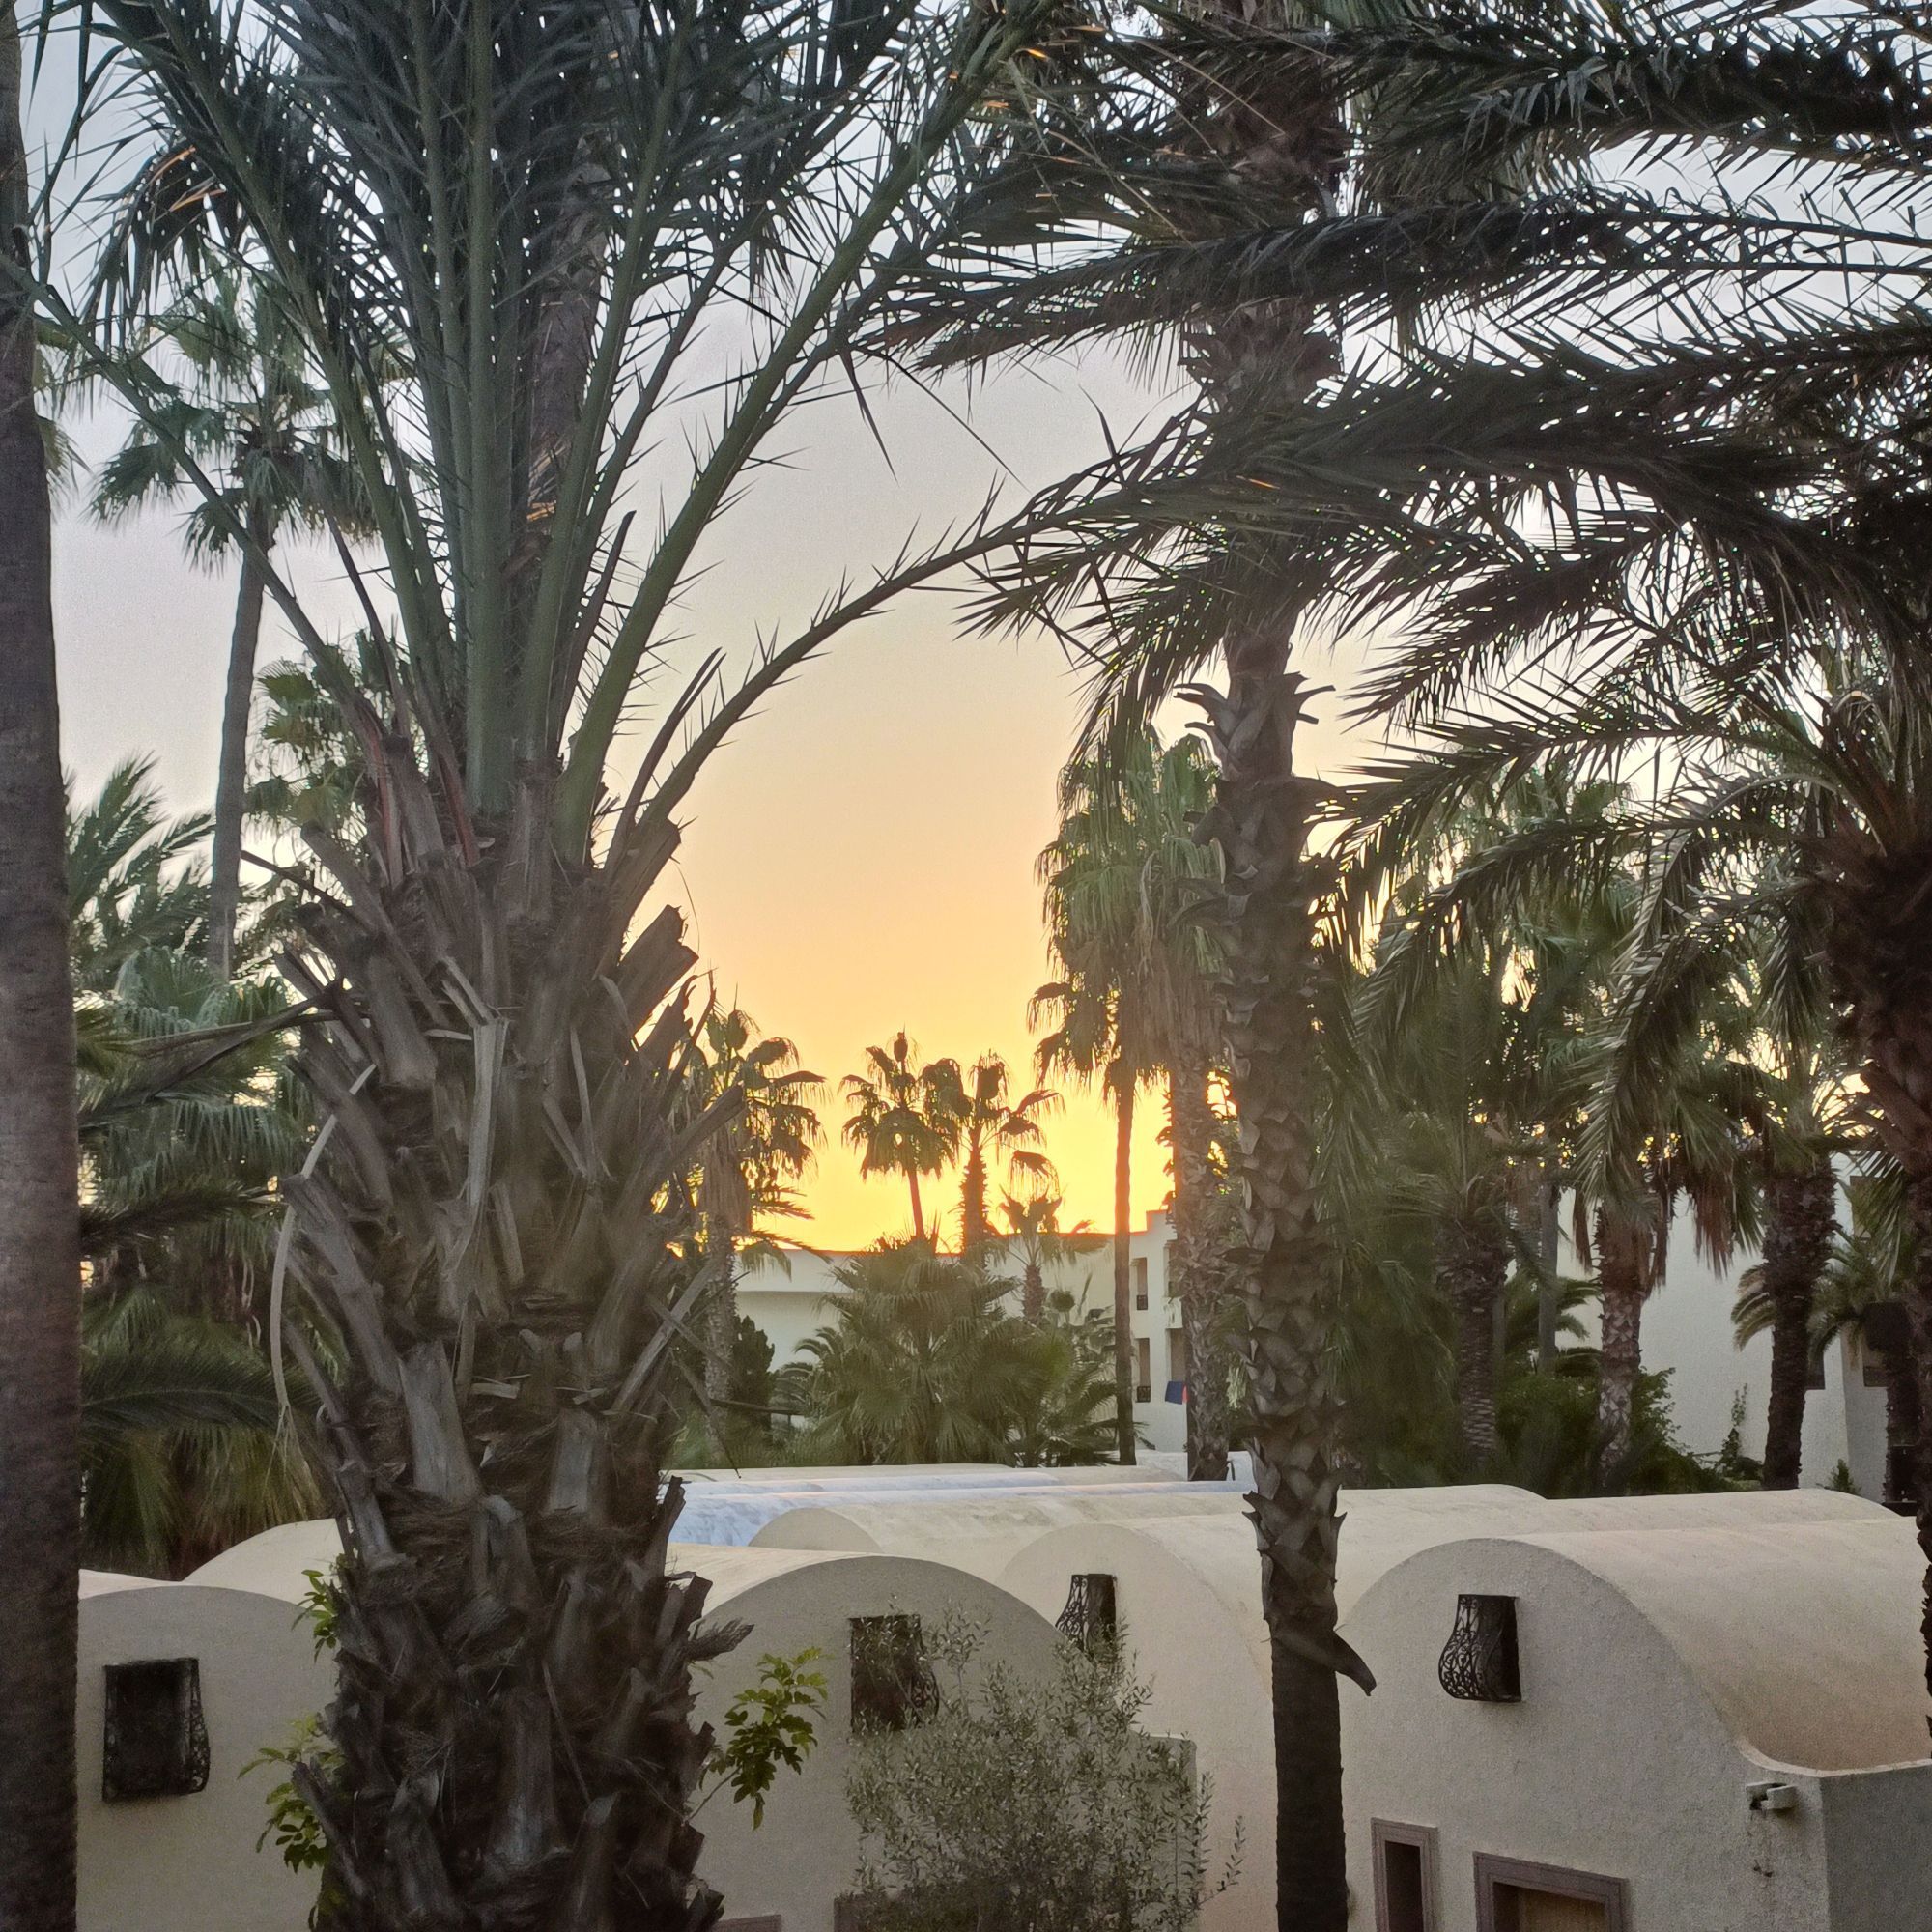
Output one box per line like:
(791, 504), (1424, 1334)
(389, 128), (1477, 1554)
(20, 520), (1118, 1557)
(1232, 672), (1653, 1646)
(787, 1242), (1115, 1465)
(844, 1613), (1238, 1932)
(1829, 1459), (1861, 1495)
(704, 1649), (830, 1829)
(242, 1716), (338, 1877)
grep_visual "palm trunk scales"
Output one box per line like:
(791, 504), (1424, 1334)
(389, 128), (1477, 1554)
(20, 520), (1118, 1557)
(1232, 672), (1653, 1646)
(1198, 652), (1369, 1932)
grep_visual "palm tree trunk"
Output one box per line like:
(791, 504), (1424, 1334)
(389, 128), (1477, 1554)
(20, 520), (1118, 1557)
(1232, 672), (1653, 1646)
(1171, 1053), (1229, 1481)
(1444, 1218), (1508, 1470)
(1881, 1339), (1920, 1513)
(1022, 1259), (1045, 1326)
(272, 771), (740, 1929)
(1198, 654), (1367, 1932)
(1760, 1160), (1836, 1490)
(0, 13), (84, 1918)
(207, 519), (269, 981)
(1112, 1068), (1137, 1466)
(1535, 1174), (1561, 1372)
(961, 1137), (988, 1258)
(1594, 1210), (1646, 1490)
(907, 1166), (926, 1244)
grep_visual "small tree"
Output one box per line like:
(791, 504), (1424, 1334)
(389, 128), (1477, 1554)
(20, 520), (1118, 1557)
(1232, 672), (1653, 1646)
(844, 1615), (1238, 1932)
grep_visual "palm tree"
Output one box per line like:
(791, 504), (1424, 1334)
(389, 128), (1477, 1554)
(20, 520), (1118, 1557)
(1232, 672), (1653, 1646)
(1739, 1173), (1915, 1506)
(60, 1), (1138, 1915)
(0, 8), (82, 1921)
(691, 1007), (821, 1445)
(842, 1034), (965, 1244)
(955, 1052), (1056, 1256)
(1038, 730), (1226, 1474)
(997, 1189), (1104, 1325)
(91, 269), (364, 980)
(65, 757), (212, 992)
(791, 1242), (1045, 1464)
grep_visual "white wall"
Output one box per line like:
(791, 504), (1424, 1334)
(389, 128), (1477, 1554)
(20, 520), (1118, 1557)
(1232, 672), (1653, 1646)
(78, 1578), (335, 1932)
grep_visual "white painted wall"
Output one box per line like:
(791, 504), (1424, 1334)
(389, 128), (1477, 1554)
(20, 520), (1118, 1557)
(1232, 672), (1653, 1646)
(78, 1576), (336, 1932)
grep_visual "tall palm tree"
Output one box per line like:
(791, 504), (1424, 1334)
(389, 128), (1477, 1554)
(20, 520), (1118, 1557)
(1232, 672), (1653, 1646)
(1038, 729), (1227, 1473)
(842, 1034), (965, 1244)
(692, 1006), (821, 1442)
(954, 1051), (1056, 1256)
(0, 8), (82, 1922)
(92, 269), (364, 980)
(59, 0), (1153, 1918)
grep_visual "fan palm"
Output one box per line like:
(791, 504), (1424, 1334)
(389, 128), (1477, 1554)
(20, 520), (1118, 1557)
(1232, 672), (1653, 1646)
(45, 0), (1153, 1916)
(90, 267), (366, 979)
(691, 1006), (821, 1446)
(791, 1241), (1045, 1464)
(0, 8), (82, 1922)
(954, 1052), (1056, 1257)
(842, 1034), (966, 1244)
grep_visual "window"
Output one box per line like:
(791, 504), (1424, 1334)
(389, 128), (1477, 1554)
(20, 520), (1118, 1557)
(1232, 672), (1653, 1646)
(101, 1658), (210, 1802)
(1475, 1855), (1628, 1932)
(1135, 1336), (1151, 1403)
(1373, 1821), (1438, 1932)
(849, 1615), (936, 1733)
(1132, 1257), (1150, 1311)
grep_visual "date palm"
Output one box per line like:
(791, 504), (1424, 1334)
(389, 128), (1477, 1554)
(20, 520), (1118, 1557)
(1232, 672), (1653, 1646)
(91, 268), (363, 980)
(50, 0), (1160, 1919)
(955, 1052), (1056, 1258)
(842, 1034), (965, 1245)
(0, 8), (82, 1922)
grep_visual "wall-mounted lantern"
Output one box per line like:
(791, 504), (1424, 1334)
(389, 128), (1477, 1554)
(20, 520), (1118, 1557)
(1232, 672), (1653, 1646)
(1437, 1595), (1521, 1703)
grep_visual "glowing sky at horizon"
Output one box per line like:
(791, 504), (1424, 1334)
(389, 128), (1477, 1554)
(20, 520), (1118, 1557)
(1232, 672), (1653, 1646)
(53, 340), (1373, 1251)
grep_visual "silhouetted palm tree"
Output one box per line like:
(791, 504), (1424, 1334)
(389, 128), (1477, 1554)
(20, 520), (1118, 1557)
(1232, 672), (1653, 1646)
(843, 1034), (965, 1243)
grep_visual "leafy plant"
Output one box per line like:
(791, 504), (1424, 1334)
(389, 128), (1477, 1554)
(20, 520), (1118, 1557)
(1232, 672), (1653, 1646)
(703, 1648), (829, 1830)
(845, 1613), (1238, 1932)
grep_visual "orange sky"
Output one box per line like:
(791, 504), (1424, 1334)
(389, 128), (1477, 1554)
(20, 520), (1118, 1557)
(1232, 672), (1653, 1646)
(55, 347), (1369, 1250)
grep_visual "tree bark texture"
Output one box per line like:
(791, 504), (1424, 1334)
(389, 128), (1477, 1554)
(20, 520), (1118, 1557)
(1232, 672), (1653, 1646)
(1817, 825), (1932, 1717)
(1021, 1260), (1045, 1327)
(1198, 657), (1368, 1932)
(1880, 1338), (1922, 1513)
(1759, 1161), (1836, 1490)
(703, 1250), (738, 1461)
(1534, 1177), (1562, 1373)
(1111, 1071), (1137, 1465)
(208, 528), (269, 980)
(1171, 1054), (1229, 1481)
(1593, 1212), (1646, 1491)
(273, 758), (745, 1930)
(1442, 1215), (1509, 1470)
(960, 1138), (988, 1258)
(0, 14), (84, 1920)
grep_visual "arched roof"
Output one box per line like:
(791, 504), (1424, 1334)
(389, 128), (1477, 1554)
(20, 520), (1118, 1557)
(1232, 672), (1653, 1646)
(1480, 1516), (1928, 1773)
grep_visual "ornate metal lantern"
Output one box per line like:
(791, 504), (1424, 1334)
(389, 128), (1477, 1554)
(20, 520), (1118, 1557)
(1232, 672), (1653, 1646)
(1056, 1572), (1119, 1655)
(849, 1614), (938, 1733)
(1437, 1594), (1521, 1703)
(102, 1658), (211, 1801)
